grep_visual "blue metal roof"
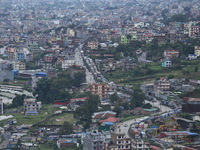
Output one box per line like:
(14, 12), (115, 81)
(26, 111), (38, 114)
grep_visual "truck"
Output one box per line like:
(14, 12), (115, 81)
(133, 129), (139, 138)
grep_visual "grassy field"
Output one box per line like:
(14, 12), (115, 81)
(105, 59), (200, 89)
(45, 113), (76, 125)
(120, 115), (146, 122)
(1, 105), (75, 126)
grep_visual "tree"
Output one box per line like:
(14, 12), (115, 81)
(195, 66), (198, 72)
(3, 78), (9, 83)
(180, 113), (191, 119)
(58, 121), (73, 135)
(12, 94), (26, 108)
(167, 74), (175, 79)
(71, 72), (86, 87)
(109, 92), (119, 103)
(142, 103), (152, 109)
(127, 34), (132, 40)
(190, 124), (199, 133)
(113, 106), (122, 117)
(130, 89), (145, 109)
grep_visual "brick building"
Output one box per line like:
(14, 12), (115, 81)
(107, 133), (132, 150)
(164, 50), (179, 59)
(88, 83), (110, 99)
(83, 132), (105, 150)
(189, 26), (200, 37)
(154, 78), (171, 91)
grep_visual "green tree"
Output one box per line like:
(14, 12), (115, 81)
(113, 106), (122, 117)
(58, 121), (73, 135)
(180, 113), (191, 119)
(130, 89), (145, 109)
(109, 92), (119, 103)
(142, 103), (152, 109)
(12, 94), (26, 108)
(190, 124), (199, 133)
(71, 72), (86, 87)
(3, 78), (9, 83)
(167, 74), (175, 79)
(195, 66), (198, 72)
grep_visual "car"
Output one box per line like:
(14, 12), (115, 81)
(124, 124), (128, 127)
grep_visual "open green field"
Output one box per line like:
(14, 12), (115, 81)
(45, 113), (76, 125)
(1, 105), (75, 126)
(105, 59), (200, 89)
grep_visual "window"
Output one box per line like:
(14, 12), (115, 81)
(139, 144), (142, 147)
(94, 142), (96, 145)
(126, 141), (129, 143)
(28, 108), (30, 110)
(118, 146), (120, 148)
(126, 146), (128, 148)
(118, 136), (121, 139)
(122, 146), (124, 148)
(118, 141), (121, 144)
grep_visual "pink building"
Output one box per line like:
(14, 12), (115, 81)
(164, 50), (179, 58)
(45, 54), (55, 62)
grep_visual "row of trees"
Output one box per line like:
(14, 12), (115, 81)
(73, 92), (100, 129)
(111, 89), (146, 117)
(33, 72), (85, 104)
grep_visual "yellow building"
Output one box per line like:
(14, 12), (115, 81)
(195, 46), (200, 56)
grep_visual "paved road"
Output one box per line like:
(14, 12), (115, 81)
(116, 100), (172, 138)
(145, 100), (172, 112)
(75, 47), (95, 84)
(116, 116), (149, 137)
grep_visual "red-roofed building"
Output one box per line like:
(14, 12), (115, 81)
(92, 111), (117, 123)
(164, 49), (179, 59)
(99, 117), (119, 123)
(70, 97), (88, 111)
(150, 145), (162, 150)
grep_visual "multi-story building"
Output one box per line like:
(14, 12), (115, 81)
(194, 46), (200, 56)
(189, 26), (200, 37)
(45, 54), (55, 63)
(132, 139), (151, 150)
(0, 99), (3, 115)
(16, 51), (24, 61)
(161, 60), (171, 68)
(88, 41), (98, 50)
(62, 59), (75, 70)
(88, 83), (110, 99)
(30, 43), (39, 53)
(7, 48), (16, 60)
(107, 133), (132, 150)
(164, 50), (179, 58)
(13, 61), (26, 70)
(23, 98), (41, 112)
(83, 132), (105, 150)
(154, 78), (171, 91)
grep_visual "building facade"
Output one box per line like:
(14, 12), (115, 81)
(107, 133), (132, 150)
(154, 78), (171, 91)
(83, 132), (105, 150)
(194, 46), (200, 57)
(88, 83), (110, 99)
(62, 59), (75, 70)
(13, 61), (26, 70)
(164, 50), (179, 58)
(23, 98), (41, 112)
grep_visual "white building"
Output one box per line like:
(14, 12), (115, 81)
(62, 59), (75, 70)
(13, 61), (26, 70)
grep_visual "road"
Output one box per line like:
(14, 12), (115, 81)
(116, 116), (149, 138)
(75, 47), (95, 84)
(145, 100), (172, 112)
(116, 100), (172, 138)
